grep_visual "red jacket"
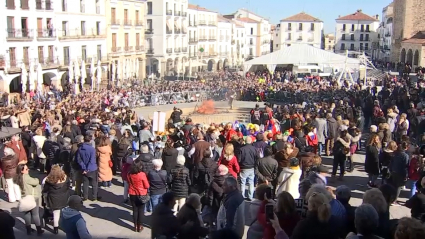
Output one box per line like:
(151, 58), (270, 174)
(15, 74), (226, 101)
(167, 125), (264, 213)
(218, 155), (240, 178)
(127, 172), (150, 196)
(408, 155), (421, 181)
(257, 200), (301, 239)
(6, 140), (27, 163)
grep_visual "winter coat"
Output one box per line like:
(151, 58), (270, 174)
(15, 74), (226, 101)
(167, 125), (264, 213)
(147, 169), (168, 195)
(76, 143), (98, 172)
(176, 204), (209, 239)
(138, 153), (154, 174)
(113, 141), (130, 159)
(206, 173), (225, 212)
(32, 135), (47, 159)
(333, 136), (351, 160)
(0, 155), (18, 179)
(255, 155), (278, 184)
(42, 178), (70, 210)
(128, 172), (149, 196)
(387, 112), (398, 132)
(238, 144), (258, 169)
(390, 150), (409, 187)
(326, 117), (339, 140)
(216, 190), (245, 238)
(0, 209), (15, 239)
(42, 140), (61, 164)
(170, 165), (191, 198)
(314, 118), (328, 144)
(405, 191), (425, 220)
(275, 147), (299, 169)
(97, 145), (113, 182)
(60, 207), (91, 239)
(246, 199), (263, 239)
(218, 155), (240, 178)
(275, 167), (302, 198)
(6, 140), (27, 163)
(151, 203), (181, 239)
(365, 145), (380, 175)
(193, 157), (217, 193)
(299, 152), (317, 178)
(161, 147), (178, 172)
(291, 213), (342, 239)
(22, 174), (41, 198)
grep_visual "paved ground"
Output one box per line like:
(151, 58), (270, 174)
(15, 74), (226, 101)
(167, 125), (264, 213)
(0, 101), (411, 239)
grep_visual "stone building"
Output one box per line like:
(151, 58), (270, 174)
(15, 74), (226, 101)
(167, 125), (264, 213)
(392, 0), (425, 67)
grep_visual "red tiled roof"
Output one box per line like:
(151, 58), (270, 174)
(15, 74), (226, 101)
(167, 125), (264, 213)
(218, 15), (231, 23)
(188, 4), (215, 13)
(237, 17), (259, 24)
(281, 12), (322, 22)
(336, 10), (378, 21)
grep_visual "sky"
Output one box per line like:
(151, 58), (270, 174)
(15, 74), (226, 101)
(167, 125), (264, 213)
(189, 0), (393, 34)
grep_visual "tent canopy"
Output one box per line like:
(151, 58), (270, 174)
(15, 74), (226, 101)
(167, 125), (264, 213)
(185, 61), (207, 67)
(244, 44), (360, 72)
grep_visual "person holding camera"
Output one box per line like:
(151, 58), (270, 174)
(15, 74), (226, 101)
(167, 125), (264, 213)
(170, 107), (183, 126)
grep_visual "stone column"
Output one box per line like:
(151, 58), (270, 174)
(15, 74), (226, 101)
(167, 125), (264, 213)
(140, 58), (146, 80)
(160, 60), (166, 78)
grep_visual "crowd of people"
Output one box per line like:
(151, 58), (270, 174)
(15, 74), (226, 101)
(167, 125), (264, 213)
(0, 67), (425, 239)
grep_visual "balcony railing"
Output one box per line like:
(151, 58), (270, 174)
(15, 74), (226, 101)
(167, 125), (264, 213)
(182, 12), (187, 17)
(174, 47), (181, 53)
(220, 52), (228, 56)
(147, 48), (154, 54)
(6, 29), (33, 40)
(249, 42), (254, 45)
(297, 38), (303, 41)
(231, 40), (235, 45)
(166, 48), (173, 53)
(124, 46), (133, 52)
(174, 28), (181, 34)
(135, 21), (143, 26)
(199, 35), (207, 41)
(145, 29), (154, 34)
(135, 45), (144, 52)
(36, 0), (53, 10)
(111, 46), (121, 53)
(111, 19), (120, 25)
(189, 53), (197, 58)
(123, 19), (132, 26)
(175, 11), (181, 16)
(209, 36), (216, 41)
(166, 28), (172, 34)
(209, 52), (218, 57)
(182, 29), (187, 34)
(59, 28), (106, 40)
(189, 38), (198, 44)
(189, 21), (197, 27)
(37, 28), (56, 38)
(198, 20), (206, 25)
(40, 57), (59, 66)
(166, 10), (172, 15)
(208, 21), (217, 26)
(182, 47), (187, 52)
(308, 38), (314, 42)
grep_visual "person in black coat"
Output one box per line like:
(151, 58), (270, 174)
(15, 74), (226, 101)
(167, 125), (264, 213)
(192, 149), (218, 195)
(21, 126), (32, 164)
(170, 155), (191, 214)
(176, 194), (209, 239)
(405, 177), (425, 221)
(42, 165), (71, 234)
(42, 135), (62, 174)
(138, 144), (154, 174)
(0, 209), (15, 239)
(162, 140), (179, 172)
(255, 146), (278, 184)
(112, 137), (131, 174)
(365, 134), (381, 187)
(205, 165), (228, 224)
(148, 159), (168, 210)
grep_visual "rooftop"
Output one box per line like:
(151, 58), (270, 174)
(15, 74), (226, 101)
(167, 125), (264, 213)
(402, 31), (425, 45)
(336, 10), (379, 21)
(236, 17), (259, 24)
(218, 15), (232, 23)
(188, 4), (216, 13)
(281, 12), (322, 22)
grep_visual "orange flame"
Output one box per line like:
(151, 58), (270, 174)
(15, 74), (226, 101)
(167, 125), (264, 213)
(197, 100), (216, 114)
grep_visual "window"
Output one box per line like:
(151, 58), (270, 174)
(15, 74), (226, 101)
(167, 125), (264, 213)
(81, 21), (86, 35)
(135, 10), (139, 23)
(96, 22), (100, 35)
(366, 25), (370, 32)
(48, 46), (54, 61)
(6, 0), (15, 9)
(365, 43), (369, 50)
(96, 0), (100, 14)
(62, 0), (66, 11)
(124, 9), (128, 22)
(249, 48), (253, 55)
(82, 45), (87, 61)
(276, 33), (278, 36)
(310, 23), (314, 31)
(365, 34), (369, 41)
(38, 46), (44, 63)
(80, 0), (85, 13)
(136, 33), (140, 46)
(250, 28), (253, 35)
(288, 33), (291, 40)
(350, 44), (354, 50)
(63, 47), (70, 65)
(21, 0), (29, 9)
(276, 44), (278, 47)
(298, 23), (302, 31)
(23, 47), (29, 64)
(7, 17), (14, 37)
(9, 47), (16, 66)
(341, 34), (345, 40)
(360, 34), (363, 41)
(342, 24), (346, 31)
(350, 34), (354, 40)
(125, 33), (129, 47)
(351, 24), (355, 31)
(360, 43), (363, 50)
(147, 2), (152, 14)
(341, 43), (345, 50)
(249, 38), (253, 45)
(97, 45), (102, 63)
(62, 21), (68, 36)
(112, 33), (117, 50)
(288, 23), (291, 30)
(360, 25), (364, 32)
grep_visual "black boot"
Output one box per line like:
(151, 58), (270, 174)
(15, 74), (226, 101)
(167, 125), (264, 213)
(26, 226), (32, 235)
(53, 227), (59, 234)
(36, 226), (44, 236)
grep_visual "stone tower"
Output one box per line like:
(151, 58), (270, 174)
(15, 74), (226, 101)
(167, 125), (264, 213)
(391, 0), (425, 62)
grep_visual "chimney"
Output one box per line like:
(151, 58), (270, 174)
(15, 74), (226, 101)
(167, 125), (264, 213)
(338, 15), (341, 18)
(375, 14), (379, 20)
(357, 9), (362, 13)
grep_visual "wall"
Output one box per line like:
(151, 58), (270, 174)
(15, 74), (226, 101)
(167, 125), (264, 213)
(279, 21), (323, 49)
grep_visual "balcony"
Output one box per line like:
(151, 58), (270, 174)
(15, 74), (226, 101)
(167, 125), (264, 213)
(189, 53), (197, 58)
(189, 21), (197, 27)
(123, 19), (132, 26)
(341, 28), (346, 32)
(208, 21), (217, 26)
(166, 48), (173, 54)
(249, 42), (254, 46)
(135, 45), (144, 52)
(59, 28), (106, 40)
(297, 37), (303, 41)
(209, 36), (216, 41)
(174, 47), (181, 53)
(263, 40), (270, 44)
(182, 47), (187, 53)
(124, 46), (133, 52)
(220, 52), (228, 57)
(182, 29), (187, 34)
(6, 29), (33, 41)
(231, 40), (235, 45)
(146, 48), (154, 55)
(198, 20), (206, 26)
(182, 12), (187, 17)
(220, 36), (224, 41)
(199, 35), (207, 41)
(209, 52), (218, 57)
(308, 38), (314, 42)
(174, 28), (181, 34)
(145, 29), (154, 35)
(189, 38), (198, 44)
(166, 10), (172, 16)
(40, 57), (59, 67)
(287, 28), (292, 31)
(226, 36), (230, 42)
(166, 28), (172, 34)
(35, 0), (53, 10)
(36, 28), (56, 40)
(135, 21), (143, 27)
(111, 19), (120, 26)
(111, 46), (122, 53)
(175, 11), (181, 16)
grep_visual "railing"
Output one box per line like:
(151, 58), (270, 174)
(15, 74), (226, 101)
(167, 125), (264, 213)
(59, 28), (106, 39)
(166, 10), (172, 15)
(226, 36), (230, 42)
(135, 45), (144, 52)
(175, 11), (181, 16)
(209, 36), (216, 41)
(220, 36), (224, 41)
(182, 47), (187, 52)
(166, 28), (172, 34)
(297, 38), (303, 41)
(174, 28), (181, 34)
(199, 35), (207, 41)
(189, 38), (198, 44)
(209, 52), (218, 56)
(174, 47), (181, 53)
(41, 57), (59, 66)
(198, 20), (206, 25)
(37, 28), (56, 38)
(220, 52), (228, 56)
(231, 40), (235, 45)
(182, 29), (187, 34)
(111, 19), (120, 25)
(135, 21), (143, 26)
(182, 12), (187, 17)
(6, 29), (33, 39)
(111, 47), (121, 53)
(124, 46), (133, 52)
(96, 5), (100, 14)
(147, 48), (154, 54)
(249, 42), (254, 45)
(208, 21), (217, 26)
(145, 29), (154, 34)
(308, 38), (314, 42)
(123, 19), (132, 26)
(166, 48), (173, 53)
(189, 53), (197, 58)
(189, 21), (197, 27)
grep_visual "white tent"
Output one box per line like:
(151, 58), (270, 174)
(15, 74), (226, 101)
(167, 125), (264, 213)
(243, 44), (361, 72)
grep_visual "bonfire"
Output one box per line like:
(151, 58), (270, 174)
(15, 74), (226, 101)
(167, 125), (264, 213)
(196, 100), (217, 114)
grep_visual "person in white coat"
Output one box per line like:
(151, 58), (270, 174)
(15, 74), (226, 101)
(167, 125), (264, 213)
(275, 157), (302, 199)
(32, 128), (47, 172)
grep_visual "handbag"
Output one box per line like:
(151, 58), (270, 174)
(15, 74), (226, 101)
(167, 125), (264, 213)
(18, 195), (37, 212)
(128, 174), (150, 204)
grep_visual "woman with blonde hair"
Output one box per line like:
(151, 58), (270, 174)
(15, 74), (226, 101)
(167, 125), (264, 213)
(97, 136), (113, 188)
(42, 165), (70, 234)
(217, 143), (240, 178)
(291, 192), (341, 239)
(365, 134), (381, 188)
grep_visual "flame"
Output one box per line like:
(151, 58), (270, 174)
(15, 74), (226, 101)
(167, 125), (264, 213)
(197, 100), (216, 114)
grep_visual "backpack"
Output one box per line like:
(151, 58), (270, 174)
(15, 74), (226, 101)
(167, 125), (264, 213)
(306, 132), (318, 146)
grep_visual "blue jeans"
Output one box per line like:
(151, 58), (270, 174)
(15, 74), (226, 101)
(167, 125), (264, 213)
(102, 181), (112, 187)
(318, 143), (324, 156)
(150, 194), (163, 211)
(145, 189), (151, 212)
(239, 168), (255, 200)
(407, 179), (417, 198)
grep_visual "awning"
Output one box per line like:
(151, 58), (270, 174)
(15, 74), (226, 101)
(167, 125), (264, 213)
(175, 20), (180, 29)
(184, 60), (207, 67)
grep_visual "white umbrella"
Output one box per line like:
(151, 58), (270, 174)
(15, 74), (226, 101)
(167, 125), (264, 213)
(21, 64), (27, 93)
(111, 62), (116, 82)
(80, 61), (86, 90)
(134, 59), (139, 79)
(96, 60), (102, 89)
(68, 61), (74, 85)
(37, 63), (43, 92)
(29, 62), (35, 91)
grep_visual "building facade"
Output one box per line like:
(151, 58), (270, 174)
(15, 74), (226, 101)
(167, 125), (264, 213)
(392, 0), (425, 67)
(275, 12), (323, 50)
(146, 0), (189, 77)
(105, 0), (146, 80)
(377, 2), (393, 62)
(324, 34), (335, 52)
(335, 10), (380, 57)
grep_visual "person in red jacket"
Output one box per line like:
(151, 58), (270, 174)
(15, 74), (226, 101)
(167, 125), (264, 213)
(408, 155), (422, 198)
(127, 159), (150, 232)
(218, 143), (240, 178)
